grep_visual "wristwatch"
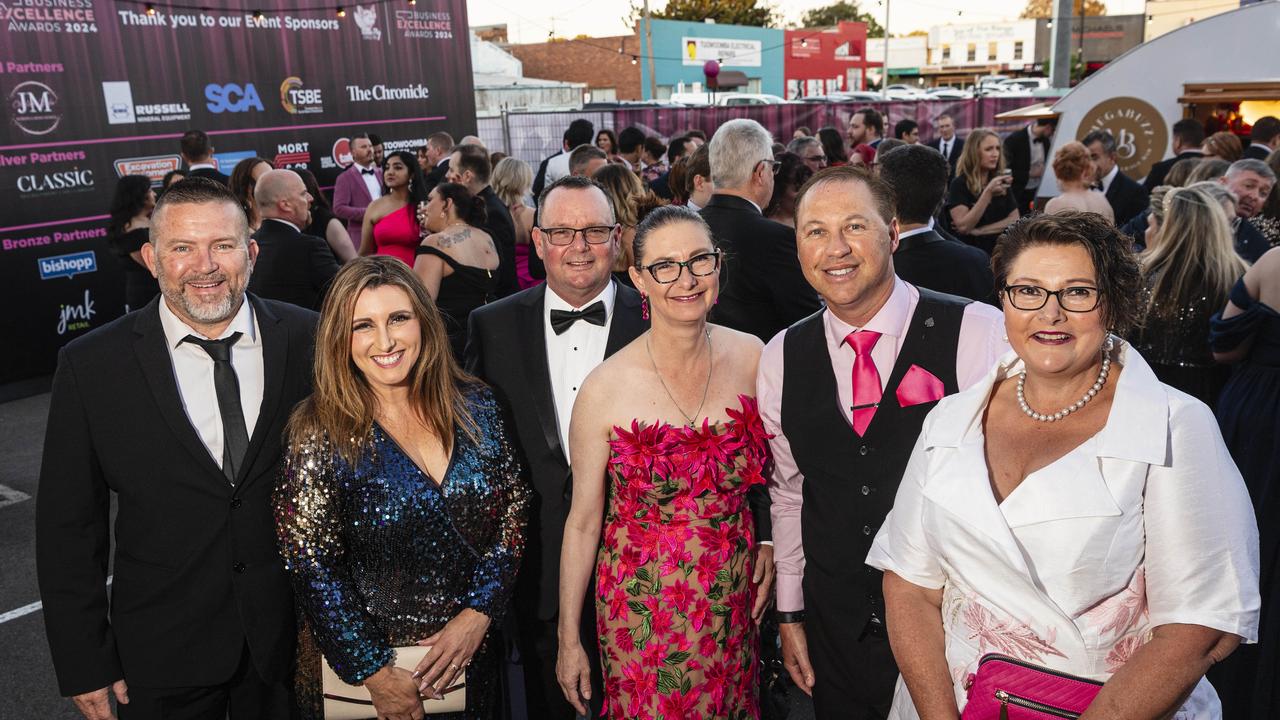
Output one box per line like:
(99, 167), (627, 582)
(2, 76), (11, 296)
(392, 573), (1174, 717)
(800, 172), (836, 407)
(775, 610), (806, 624)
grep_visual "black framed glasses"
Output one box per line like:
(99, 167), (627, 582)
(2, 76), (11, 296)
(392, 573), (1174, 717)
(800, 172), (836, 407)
(758, 159), (783, 175)
(638, 250), (722, 284)
(537, 224), (616, 246)
(1003, 284), (1101, 312)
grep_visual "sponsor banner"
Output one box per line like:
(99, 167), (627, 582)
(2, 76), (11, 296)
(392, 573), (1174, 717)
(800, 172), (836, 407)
(1, 61), (67, 74)
(273, 141), (311, 168)
(39, 250), (97, 280)
(279, 76), (323, 115)
(681, 37), (763, 67)
(345, 83), (431, 102)
(16, 166), (94, 198)
(394, 9), (454, 40)
(114, 154), (183, 184)
(213, 149), (262, 171)
(352, 4), (382, 41)
(205, 82), (264, 113)
(8, 80), (61, 135)
(102, 80), (192, 124)
(0, 0), (99, 35)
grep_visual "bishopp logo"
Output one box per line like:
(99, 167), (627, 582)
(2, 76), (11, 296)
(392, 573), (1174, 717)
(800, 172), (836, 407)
(9, 80), (60, 135)
(353, 5), (381, 41)
(57, 288), (96, 335)
(39, 250), (97, 280)
(205, 82), (263, 113)
(274, 141), (311, 168)
(1078, 97), (1169, 181)
(279, 76), (323, 115)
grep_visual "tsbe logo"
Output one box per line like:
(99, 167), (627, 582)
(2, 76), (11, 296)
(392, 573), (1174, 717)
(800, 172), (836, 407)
(57, 289), (96, 336)
(9, 80), (61, 135)
(205, 83), (263, 113)
(39, 250), (97, 280)
(279, 76), (323, 115)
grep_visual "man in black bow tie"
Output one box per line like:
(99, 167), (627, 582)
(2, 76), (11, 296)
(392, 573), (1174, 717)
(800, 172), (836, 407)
(465, 175), (646, 718)
(332, 132), (382, 252)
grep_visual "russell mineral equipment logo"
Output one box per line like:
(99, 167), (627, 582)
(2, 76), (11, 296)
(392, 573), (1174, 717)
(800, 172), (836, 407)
(8, 80), (60, 135)
(279, 76), (323, 115)
(102, 81), (191, 124)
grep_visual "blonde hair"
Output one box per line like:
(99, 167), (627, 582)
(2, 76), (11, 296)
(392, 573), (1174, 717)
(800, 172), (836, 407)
(956, 128), (1005, 197)
(1140, 185), (1247, 323)
(286, 256), (479, 465)
(490, 157), (533, 208)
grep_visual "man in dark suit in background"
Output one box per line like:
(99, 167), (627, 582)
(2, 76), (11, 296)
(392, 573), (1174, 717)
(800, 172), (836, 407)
(180, 130), (229, 186)
(1003, 117), (1056, 214)
(532, 119), (595, 203)
(926, 113), (964, 184)
(1245, 116), (1280, 161)
(248, 169), (339, 310)
(465, 176), (646, 719)
(701, 118), (822, 342)
(879, 144), (997, 306)
(420, 131), (454, 195)
(37, 178), (317, 720)
(1143, 118), (1205, 191)
(448, 143), (519, 297)
(1083, 130), (1150, 227)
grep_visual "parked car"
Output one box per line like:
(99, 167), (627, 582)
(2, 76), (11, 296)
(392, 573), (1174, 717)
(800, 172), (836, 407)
(996, 77), (1050, 92)
(714, 92), (787, 106)
(925, 87), (973, 100)
(803, 91), (884, 103)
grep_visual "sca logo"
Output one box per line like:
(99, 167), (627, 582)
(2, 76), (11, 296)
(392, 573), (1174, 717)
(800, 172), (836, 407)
(57, 289), (96, 336)
(9, 80), (61, 135)
(205, 83), (263, 113)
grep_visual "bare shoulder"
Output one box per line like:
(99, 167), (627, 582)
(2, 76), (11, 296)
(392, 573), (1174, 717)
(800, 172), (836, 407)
(711, 324), (764, 358)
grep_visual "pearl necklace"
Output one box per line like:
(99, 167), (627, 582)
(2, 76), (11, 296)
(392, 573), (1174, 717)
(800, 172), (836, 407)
(1016, 341), (1112, 423)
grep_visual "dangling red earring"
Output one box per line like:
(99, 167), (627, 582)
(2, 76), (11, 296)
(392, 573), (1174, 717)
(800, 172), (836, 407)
(641, 293), (650, 321)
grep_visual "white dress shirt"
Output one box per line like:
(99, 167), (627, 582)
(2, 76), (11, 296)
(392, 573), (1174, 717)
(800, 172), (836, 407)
(866, 342), (1260, 719)
(545, 282), (617, 462)
(1099, 163), (1120, 194)
(188, 162), (217, 171)
(545, 150), (571, 186)
(358, 162), (381, 200)
(938, 137), (953, 160)
(158, 298), (264, 470)
(896, 217), (936, 241)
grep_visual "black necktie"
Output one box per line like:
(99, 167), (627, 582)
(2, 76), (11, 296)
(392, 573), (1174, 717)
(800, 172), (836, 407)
(550, 301), (607, 335)
(360, 168), (375, 175)
(183, 333), (249, 484)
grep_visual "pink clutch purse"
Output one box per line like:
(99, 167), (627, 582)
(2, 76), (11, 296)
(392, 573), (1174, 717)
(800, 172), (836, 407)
(960, 654), (1103, 719)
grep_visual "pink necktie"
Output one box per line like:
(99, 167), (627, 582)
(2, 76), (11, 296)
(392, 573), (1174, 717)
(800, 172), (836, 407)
(845, 331), (882, 436)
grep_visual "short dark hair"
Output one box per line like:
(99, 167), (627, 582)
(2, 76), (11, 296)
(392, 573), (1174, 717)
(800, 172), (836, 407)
(683, 129), (707, 142)
(1251, 116), (1280, 145)
(618, 127), (646, 154)
(893, 119), (918, 140)
(632, 204), (713, 268)
(991, 212), (1142, 336)
(565, 118), (595, 149)
(643, 136), (667, 160)
(569, 144), (607, 175)
(433, 182), (488, 227)
(180, 130), (212, 160)
(765, 152), (814, 219)
(818, 127), (848, 164)
(667, 136), (692, 164)
(878, 144), (948, 225)
(1081, 129), (1117, 156)
(854, 108), (884, 137)
(452, 143), (491, 184)
(794, 165), (893, 225)
(684, 143), (710, 195)
(1172, 118), (1205, 148)
(538, 174), (612, 220)
(152, 177), (248, 240)
(351, 132), (371, 143)
(427, 131), (454, 152)
(161, 169), (187, 191)
(367, 132), (383, 146)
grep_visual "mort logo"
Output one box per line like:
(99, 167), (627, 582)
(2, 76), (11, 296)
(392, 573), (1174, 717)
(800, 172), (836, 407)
(39, 250), (97, 280)
(353, 5), (381, 41)
(331, 137), (353, 168)
(114, 154), (182, 185)
(279, 76), (323, 115)
(274, 141), (311, 169)
(1078, 97), (1168, 181)
(17, 167), (94, 198)
(205, 82), (263, 113)
(8, 80), (60, 135)
(57, 289), (96, 336)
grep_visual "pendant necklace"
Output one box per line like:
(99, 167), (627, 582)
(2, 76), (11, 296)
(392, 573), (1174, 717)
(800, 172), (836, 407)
(647, 327), (713, 427)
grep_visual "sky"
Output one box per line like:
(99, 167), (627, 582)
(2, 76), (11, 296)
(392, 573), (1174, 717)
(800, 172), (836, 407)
(466, 0), (1150, 44)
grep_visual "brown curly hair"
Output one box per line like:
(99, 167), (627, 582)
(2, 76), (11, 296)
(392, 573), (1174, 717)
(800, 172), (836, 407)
(1051, 141), (1094, 185)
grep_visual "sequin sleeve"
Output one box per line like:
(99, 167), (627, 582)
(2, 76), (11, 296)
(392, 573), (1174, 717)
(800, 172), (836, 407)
(463, 395), (531, 620)
(274, 434), (395, 685)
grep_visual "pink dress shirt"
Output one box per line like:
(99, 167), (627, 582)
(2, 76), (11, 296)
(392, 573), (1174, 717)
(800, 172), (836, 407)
(758, 278), (1009, 612)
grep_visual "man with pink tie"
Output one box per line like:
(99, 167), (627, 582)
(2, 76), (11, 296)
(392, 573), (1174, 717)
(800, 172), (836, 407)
(758, 166), (1008, 719)
(332, 133), (382, 250)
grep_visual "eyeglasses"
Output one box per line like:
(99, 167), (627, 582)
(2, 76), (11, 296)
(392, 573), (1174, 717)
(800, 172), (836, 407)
(803, 154), (828, 166)
(638, 250), (722, 284)
(1003, 285), (1101, 312)
(537, 225), (616, 246)
(758, 159), (783, 175)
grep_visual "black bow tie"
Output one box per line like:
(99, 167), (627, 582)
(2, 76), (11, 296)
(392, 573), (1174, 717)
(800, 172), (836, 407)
(550, 301), (606, 335)
(360, 168), (375, 175)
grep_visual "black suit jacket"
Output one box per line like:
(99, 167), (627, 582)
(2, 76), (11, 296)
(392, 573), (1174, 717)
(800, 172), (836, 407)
(1104, 170), (1150, 227)
(531, 151), (560, 205)
(927, 135), (964, 181)
(1143, 150), (1203, 192)
(249, 219), (340, 311)
(1237, 218), (1270, 263)
(187, 166), (230, 186)
(893, 228), (998, 306)
(480, 185), (519, 298)
(36, 295), (317, 696)
(422, 158), (449, 195)
(1003, 126), (1050, 212)
(700, 194), (822, 342)
(1244, 144), (1272, 162)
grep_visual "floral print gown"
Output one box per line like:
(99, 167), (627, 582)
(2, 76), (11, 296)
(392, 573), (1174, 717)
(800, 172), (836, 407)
(595, 396), (769, 720)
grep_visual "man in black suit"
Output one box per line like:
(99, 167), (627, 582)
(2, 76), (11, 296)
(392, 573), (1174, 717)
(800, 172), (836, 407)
(1143, 118), (1205, 191)
(420, 131), (454, 195)
(448, 143), (519, 297)
(1221, 158), (1278, 263)
(465, 176), (645, 719)
(1245, 116), (1279, 161)
(926, 113), (964, 183)
(248, 169), (340, 310)
(879, 144), (997, 305)
(1003, 117), (1056, 214)
(532, 119), (595, 203)
(180, 129), (229, 185)
(1083, 130), (1150, 226)
(37, 178), (317, 720)
(701, 118), (822, 342)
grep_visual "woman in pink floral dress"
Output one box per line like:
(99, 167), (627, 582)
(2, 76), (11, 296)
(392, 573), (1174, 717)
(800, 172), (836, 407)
(556, 205), (775, 719)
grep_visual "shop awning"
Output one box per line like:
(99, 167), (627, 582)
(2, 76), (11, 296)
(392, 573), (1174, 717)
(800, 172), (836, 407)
(1179, 81), (1280, 104)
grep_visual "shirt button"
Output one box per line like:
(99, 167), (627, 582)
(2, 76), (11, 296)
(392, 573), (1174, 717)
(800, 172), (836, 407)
(231, 498), (242, 509)
(859, 445), (869, 456)
(860, 485), (870, 495)
(862, 525), (872, 535)
(233, 562), (246, 574)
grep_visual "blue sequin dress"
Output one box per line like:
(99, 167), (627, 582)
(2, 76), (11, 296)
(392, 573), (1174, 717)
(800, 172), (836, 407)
(275, 385), (530, 719)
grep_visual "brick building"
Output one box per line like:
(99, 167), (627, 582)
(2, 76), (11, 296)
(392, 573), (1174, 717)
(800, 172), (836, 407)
(507, 34), (643, 102)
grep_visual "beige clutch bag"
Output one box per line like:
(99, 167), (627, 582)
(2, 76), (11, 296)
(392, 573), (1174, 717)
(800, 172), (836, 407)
(322, 646), (466, 719)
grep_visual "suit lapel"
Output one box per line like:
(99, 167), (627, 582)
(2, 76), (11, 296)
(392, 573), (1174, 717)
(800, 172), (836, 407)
(606, 283), (647, 357)
(350, 166), (373, 205)
(132, 300), (228, 486)
(236, 296), (289, 489)
(517, 285), (566, 466)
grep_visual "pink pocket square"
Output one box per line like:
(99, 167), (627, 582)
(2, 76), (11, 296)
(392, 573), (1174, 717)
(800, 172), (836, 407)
(896, 365), (946, 407)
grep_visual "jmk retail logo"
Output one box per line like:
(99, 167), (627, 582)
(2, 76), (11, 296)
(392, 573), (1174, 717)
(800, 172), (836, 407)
(9, 80), (60, 135)
(39, 250), (97, 280)
(57, 289), (96, 335)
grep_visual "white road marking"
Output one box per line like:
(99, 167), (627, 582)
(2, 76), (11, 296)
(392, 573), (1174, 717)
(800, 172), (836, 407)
(0, 576), (112, 625)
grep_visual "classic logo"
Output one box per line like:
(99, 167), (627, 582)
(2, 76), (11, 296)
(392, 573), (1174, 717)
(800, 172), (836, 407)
(274, 141), (311, 169)
(353, 5), (381, 41)
(279, 76), (323, 115)
(1077, 97), (1169, 181)
(9, 80), (60, 135)
(39, 250), (97, 280)
(113, 154), (182, 184)
(57, 289), (96, 335)
(205, 82), (263, 113)
(102, 81), (191, 124)
(331, 137), (353, 168)
(17, 167), (93, 197)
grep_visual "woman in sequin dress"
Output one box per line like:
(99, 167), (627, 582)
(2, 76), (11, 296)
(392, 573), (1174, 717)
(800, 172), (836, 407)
(557, 206), (774, 719)
(1131, 183), (1247, 405)
(275, 256), (529, 720)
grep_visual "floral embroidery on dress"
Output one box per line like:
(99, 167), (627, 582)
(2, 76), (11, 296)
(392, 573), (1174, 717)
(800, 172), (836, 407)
(962, 597), (1068, 664)
(1080, 566), (1149, 639)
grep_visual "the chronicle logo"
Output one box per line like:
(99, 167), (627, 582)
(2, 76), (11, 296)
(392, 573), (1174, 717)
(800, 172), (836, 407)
(9, 80), (60, 135)
(39, 250), (97, 280)
(279, 76), (323, 115)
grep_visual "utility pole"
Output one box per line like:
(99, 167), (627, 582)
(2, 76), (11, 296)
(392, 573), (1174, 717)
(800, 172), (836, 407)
(1049, 0), (1073, 88)
(643, 0), (657, 100)
(882, 0), (891, 93)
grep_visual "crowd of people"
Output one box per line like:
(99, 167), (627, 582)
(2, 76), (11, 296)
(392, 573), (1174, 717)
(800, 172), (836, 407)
(59, 107), (1280, 720)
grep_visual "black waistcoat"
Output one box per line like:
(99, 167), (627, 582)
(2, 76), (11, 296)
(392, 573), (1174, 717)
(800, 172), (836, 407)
(781, 288), (968, 630)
